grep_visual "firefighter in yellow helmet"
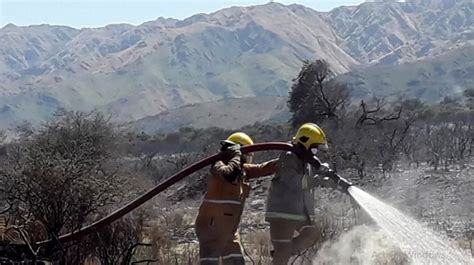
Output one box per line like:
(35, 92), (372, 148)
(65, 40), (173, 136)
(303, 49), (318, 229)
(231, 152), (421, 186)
(265, 123), (337, 264)
(195, 132), (278, 265)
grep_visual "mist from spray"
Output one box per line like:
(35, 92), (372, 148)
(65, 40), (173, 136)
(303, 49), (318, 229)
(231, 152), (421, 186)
(314, 225), (411, 265)
(347, 186), (473, 265)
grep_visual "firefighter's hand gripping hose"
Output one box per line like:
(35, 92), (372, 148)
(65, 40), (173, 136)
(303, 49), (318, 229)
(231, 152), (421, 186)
(36, 142), (352, 246)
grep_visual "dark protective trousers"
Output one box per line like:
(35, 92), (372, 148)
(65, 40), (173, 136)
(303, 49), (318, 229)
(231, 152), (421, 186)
(269, 219), (322, 265)
(195, 209), (245, 265)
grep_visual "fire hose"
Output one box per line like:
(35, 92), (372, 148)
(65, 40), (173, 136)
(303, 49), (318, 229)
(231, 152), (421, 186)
(36, 142), (352, 245)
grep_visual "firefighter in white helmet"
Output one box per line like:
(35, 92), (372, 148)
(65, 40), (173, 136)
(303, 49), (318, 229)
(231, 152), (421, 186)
(265, 123), (337, 264)
(195, 132), (278, 265)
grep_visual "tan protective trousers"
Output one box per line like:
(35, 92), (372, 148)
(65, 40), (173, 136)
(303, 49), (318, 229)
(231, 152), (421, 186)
(269, 219), (321, 265)
(195, 210), (245, 265)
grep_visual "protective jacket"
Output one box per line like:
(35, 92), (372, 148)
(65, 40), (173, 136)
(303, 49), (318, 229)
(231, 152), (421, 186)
(265, 151), (317, 224)
(195, 154), (277, 264)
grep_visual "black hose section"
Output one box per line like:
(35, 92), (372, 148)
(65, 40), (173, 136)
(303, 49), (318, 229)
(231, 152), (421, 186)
(37, 152), (222, 245)
(35, 142), (351, 245)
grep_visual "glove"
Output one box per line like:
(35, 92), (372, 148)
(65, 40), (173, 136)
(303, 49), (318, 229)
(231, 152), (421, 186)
(318, 163), (337, 180)
(306, 174), (335, 190)
(321, 176), (339, 190)
(315, 163), (347, 192)
(311, 175), (338, 190)
(319, 163), (332, 174)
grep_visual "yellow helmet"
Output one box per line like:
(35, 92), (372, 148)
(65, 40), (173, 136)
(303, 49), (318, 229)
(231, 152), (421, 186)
(223, 132), (254, 146)
(292, 123), (328, 152)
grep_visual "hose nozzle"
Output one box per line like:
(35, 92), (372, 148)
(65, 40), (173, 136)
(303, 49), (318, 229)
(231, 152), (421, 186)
(305, 154), (352, 193)
(331, 173), (352, 192)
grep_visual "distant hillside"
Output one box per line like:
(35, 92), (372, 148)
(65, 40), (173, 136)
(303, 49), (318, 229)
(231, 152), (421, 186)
(340, 45), (474, 101)
(0, 0), (473, 130)
(131, 96), (289, 134)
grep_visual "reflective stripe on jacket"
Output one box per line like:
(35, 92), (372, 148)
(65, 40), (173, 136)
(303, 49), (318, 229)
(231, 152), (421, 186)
(195, 156), (278, 262)
(265, 151), (316, 224)
(197, 156), (278, 224)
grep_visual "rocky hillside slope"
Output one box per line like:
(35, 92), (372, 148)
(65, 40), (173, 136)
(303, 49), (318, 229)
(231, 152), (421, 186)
(339, 45), (474, 101)
(0, 0), (473, 130)
(132, 96), (288, 133)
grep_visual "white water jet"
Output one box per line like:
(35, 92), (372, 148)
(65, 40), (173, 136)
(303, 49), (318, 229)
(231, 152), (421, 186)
(347, 186), (473, 265)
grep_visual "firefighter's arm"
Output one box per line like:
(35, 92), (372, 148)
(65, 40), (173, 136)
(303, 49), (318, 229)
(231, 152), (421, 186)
(306, 174), (338, 189)
(211, 158), (240, 176)
(243, 158), (278, 179)
(274, 152), (301, 184)
(211, 145), (242, 182)
(307, 163), (339, 190)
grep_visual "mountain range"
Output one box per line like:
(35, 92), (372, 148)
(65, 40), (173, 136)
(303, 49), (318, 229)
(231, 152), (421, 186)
(131, 96), (288, 133)
(1, 0), (473, 131)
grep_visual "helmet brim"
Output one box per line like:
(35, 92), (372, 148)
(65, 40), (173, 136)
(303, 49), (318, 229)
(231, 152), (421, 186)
(221, 140), (237, 146)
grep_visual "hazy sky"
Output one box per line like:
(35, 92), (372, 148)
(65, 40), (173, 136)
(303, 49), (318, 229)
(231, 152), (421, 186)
(1, 0), (366, 28)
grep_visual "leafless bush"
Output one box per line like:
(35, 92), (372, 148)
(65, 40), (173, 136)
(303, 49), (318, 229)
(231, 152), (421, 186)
(137, 152), (192, 183)
(424, 122), (473, 170)
(401, 127), (425, 168)
(324, 98), (409, 178)
(139, 209), (199, 264)
(0, 110), (127, 260)
(87, 211), (156, 265)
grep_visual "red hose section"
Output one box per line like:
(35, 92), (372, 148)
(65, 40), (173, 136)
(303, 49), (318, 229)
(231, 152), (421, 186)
(37, 142), (304, 245)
